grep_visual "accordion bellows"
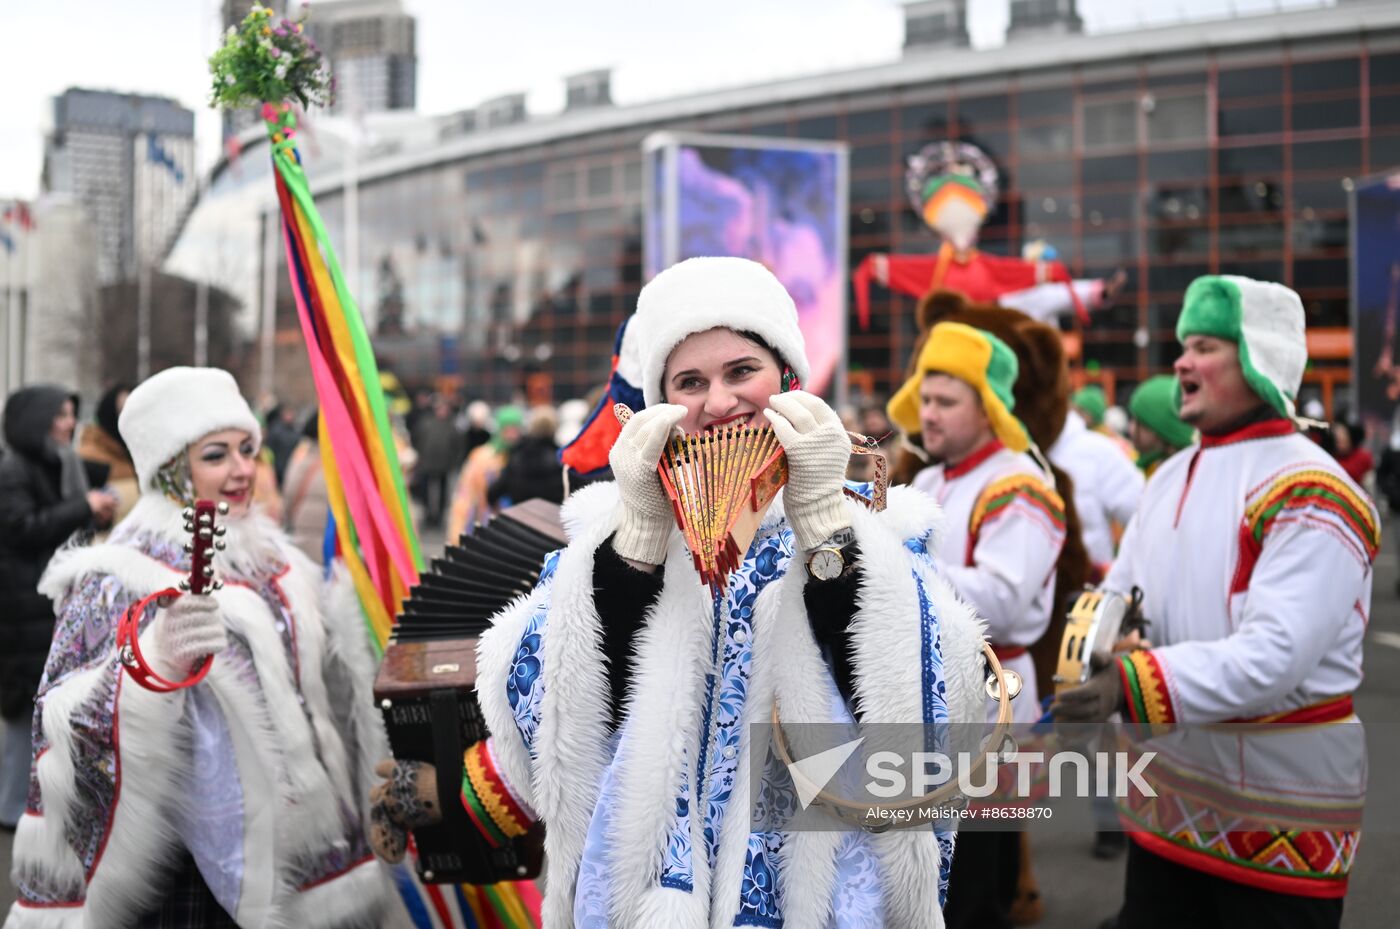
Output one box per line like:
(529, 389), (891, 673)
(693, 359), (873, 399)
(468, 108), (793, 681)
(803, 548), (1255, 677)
(657, 423), (789, 592)
(373, 500), (565, 884)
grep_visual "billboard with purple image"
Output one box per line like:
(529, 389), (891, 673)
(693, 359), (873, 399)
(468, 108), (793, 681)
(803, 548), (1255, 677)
(1351, 171), (1400, 443)
(643, 133), (849, 400)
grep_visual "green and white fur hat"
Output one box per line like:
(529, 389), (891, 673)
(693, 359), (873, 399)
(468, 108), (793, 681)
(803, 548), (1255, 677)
(1175, 275), (1307, 420)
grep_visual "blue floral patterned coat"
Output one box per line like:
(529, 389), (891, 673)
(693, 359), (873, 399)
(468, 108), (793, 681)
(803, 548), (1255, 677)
(476, 482), (987, 929)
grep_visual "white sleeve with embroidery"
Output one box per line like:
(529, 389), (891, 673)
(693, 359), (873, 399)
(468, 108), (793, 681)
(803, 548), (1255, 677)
(941, 502), (1063, 645)
(1150, 518), (1368, 722)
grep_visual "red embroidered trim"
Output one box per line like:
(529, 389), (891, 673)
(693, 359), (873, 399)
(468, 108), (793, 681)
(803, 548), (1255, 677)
(1229, 695), (1355, 725)
(1229, 519), (1259, 594)
(1173, 449), (1202, 529)
(1199, 419), (1295, 448)
(1127, 831), (1350, 899)
(945, 439), (1004, 480)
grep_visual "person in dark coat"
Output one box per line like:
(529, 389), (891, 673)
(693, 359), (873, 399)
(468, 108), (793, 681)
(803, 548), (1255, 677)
(77, 382), (140, 531)
(487, 405), (565, 507)
(263, 403), (303, 488)
(0, 386), (115, 828)
(414, 395), (465, 528)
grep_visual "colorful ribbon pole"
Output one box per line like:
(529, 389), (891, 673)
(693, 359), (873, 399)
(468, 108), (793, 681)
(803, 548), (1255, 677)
(262, 101), (540, 929)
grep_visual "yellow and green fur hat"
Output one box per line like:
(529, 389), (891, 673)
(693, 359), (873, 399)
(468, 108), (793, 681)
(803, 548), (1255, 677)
(888, 322), (1030, 453)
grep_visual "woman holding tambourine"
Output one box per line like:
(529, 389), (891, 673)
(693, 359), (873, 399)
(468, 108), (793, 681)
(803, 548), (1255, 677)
(7, 368), (394, 929)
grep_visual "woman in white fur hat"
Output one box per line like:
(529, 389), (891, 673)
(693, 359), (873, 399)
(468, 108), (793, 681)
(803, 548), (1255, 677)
(370, 258), (993, 929)
(5, 367), (393, 929)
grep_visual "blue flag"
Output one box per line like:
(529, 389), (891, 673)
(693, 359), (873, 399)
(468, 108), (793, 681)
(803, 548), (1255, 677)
(147, 134), (185, 184)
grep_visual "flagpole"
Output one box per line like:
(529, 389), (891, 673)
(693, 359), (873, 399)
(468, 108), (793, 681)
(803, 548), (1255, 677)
(3, 215), (12, 394)
(136, 137), (151, 382)
(137, 261), (151, 381)
(22, 208), (35, 388)
(346, 103), (360, 325)
(195, 275), (209, 366)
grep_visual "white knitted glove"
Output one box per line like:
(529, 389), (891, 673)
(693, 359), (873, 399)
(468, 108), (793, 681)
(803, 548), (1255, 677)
(153, 595), (227, 678)
(609, 403), (687, 565)
(764, 391), (852, 551)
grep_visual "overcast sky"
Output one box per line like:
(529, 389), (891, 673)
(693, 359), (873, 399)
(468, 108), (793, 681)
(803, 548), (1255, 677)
(0, 0), (1331, 200)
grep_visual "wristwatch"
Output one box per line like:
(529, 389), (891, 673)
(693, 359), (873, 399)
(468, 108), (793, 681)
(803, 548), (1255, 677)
(806, 527), (856, 581)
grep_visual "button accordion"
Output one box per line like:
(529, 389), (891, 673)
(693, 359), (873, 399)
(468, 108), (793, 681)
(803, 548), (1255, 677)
(373, 498), (566, 884)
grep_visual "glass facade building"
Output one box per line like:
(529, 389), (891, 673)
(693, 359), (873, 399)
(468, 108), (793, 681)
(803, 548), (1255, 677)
(195, 3), (1400, 407)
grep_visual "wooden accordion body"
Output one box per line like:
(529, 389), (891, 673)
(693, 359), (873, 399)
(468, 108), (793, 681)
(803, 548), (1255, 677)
(373, 499), (566, 884)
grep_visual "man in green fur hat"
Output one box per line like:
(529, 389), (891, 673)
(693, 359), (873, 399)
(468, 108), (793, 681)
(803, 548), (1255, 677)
(1053, 275), (1377, 929)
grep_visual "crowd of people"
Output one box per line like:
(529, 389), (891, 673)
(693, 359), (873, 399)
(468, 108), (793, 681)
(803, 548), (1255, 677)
(0, 259), (1390, 929)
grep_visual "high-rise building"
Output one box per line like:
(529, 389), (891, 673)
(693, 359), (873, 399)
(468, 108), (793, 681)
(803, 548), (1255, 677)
(306, 0), (417, 116)
(42, 88), (195, 284)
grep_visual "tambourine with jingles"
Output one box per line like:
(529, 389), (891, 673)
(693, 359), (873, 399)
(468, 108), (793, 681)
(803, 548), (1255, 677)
(1053, 586), (1145, 695)
(116, 499), (228, 692)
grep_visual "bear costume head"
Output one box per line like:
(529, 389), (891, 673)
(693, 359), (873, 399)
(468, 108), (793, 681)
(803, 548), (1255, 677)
(891, 289), (1092, 690)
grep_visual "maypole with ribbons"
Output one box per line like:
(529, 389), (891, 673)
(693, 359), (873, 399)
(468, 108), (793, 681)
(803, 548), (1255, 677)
(210, 6), (540, 927)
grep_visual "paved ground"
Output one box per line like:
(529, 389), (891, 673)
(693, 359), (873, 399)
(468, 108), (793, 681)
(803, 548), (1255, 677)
(3, 523), (1398, 926)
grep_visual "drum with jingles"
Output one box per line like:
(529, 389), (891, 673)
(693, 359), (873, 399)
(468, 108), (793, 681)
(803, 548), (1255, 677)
(1054, 587), (1145, 694)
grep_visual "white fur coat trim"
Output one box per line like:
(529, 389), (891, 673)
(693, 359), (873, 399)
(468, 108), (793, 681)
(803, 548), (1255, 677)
(1, 905), (81, 929)
(292, 857), (392, 928)
(11, 664), (105, 900)
(84, 661), (203, 927)
(606, 529), (714, 925)
(42, 537), (347, 865)
(479, 482), (619, 928)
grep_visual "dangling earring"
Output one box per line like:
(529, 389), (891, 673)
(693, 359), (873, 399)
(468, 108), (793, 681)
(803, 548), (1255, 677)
(781, 367), (802, 393)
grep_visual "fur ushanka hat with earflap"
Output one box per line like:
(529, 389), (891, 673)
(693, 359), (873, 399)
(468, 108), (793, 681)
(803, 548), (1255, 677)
(1175, 274), (1307, 421)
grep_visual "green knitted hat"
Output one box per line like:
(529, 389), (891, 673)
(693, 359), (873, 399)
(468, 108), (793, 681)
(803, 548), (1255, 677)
(1129, 375), (1196, 449)
(1175, 275), (1307, 419)
(1071, 384), (1107, 427)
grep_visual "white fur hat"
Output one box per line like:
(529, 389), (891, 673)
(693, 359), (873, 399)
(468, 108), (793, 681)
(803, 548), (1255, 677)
(636, 257), (810, 408)
(1175, 275), (1307, 419)
(119, 367), (262, 491)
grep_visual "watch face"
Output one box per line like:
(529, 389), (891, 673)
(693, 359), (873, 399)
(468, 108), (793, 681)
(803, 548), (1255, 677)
(810, 548), (844, 580)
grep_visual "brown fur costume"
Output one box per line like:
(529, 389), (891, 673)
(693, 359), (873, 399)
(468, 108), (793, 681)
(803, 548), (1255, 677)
(891, 290), (1092, 695)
